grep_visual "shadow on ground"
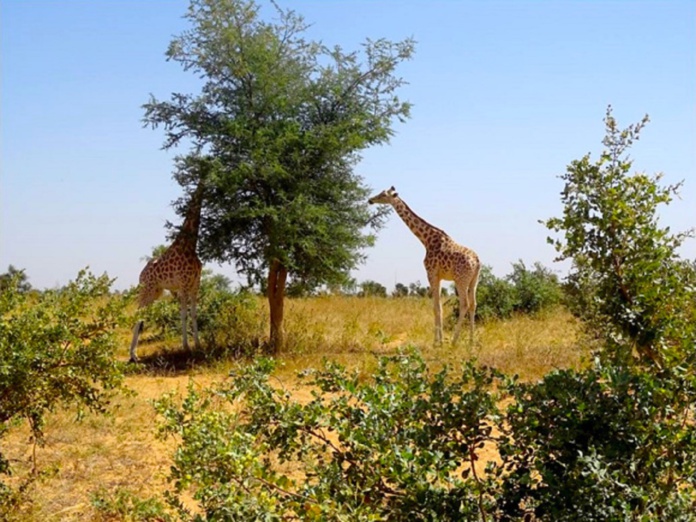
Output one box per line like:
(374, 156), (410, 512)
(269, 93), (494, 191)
(125, 337), (265, 375)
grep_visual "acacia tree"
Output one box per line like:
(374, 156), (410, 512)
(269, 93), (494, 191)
(144, 0), (413, 351)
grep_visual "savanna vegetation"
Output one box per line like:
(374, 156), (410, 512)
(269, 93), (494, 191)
(2, 0), (694, 520)
(0, 265), (579, 521)
(2, 108), (695, 520)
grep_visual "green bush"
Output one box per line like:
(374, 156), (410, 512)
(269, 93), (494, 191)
(137, 295), (180, 340)
(473, 266), (517, 321)
(358, 280), (388, 297)
(149, 351), (696, 521)
(154, 351), (504, 521)
(544, 107), (695, 365)
(508, 261), (563, 315)
(0, 269), (127, 512)
(515, 107), (696, 519)
(0, 265), (32, 293)
(150, 352), (696, 521)
(498, 361), (696, 520)
(196, 288), (265, 357)
(449, 261), (562, 323)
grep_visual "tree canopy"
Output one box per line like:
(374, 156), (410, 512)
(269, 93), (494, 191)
(143, 0), (414, 349)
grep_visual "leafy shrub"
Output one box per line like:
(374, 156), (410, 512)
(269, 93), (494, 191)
(149, 351), (696, 521)
(392, 282), (409, 297)
(196, 288), (265, 357)
(507, 261), (563, 315)
(544, 107), (695, 365)
(0, 265), (31, 293)
(508, 107), (696, 519)
(91, 487), (173, 521)
(137, 296), (180, 340)
(498, 359), (696, 520)
(449, 261), (562, 323)
(154, 351), (505, 521)
(0, 269), (127, 512)
(148, 351), (696, 521)
(473, 266), (517, 321)
(358, 280), (387, 297)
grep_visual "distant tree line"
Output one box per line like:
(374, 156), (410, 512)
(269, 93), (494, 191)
(0, 265), (31, 294)
(355, 260), (564, 323)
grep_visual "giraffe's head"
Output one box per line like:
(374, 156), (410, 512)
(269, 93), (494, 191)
(368, 186), (399, 205)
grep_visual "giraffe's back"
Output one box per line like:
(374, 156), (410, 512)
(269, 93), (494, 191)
(140, 249), (202, 294)
(425, 235), (479, 282)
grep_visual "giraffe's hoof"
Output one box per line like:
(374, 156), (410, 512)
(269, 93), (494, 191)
(128, 357), (139, 364)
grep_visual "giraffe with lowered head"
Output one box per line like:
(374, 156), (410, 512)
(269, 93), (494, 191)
(368, 186), (481, 345)
(129, 181), (205, 362)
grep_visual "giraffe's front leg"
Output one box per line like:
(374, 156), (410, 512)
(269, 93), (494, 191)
(429, 275), (443, 346)
(128, 320), (144, 362)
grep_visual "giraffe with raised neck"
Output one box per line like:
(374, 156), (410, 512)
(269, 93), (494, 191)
(369, 186), (481, 345)
(129, 182), (205, 362)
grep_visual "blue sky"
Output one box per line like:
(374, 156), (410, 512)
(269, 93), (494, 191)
(2, 1), (695, 291)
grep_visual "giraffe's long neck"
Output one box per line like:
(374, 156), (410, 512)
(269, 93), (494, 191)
(173, 182), (204, 252)
(392, 198), (447, 248)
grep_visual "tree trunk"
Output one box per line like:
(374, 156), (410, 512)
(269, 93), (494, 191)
(267, 259), (288, 354)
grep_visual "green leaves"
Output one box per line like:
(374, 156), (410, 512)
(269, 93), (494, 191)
(0, 269), (127, 508)
(524, 107), (696, 519)
(152, 344), (696, 520)
(498, 360), (696, 520)
(544, 106), (695, 366)
(154, 350), (504, 521)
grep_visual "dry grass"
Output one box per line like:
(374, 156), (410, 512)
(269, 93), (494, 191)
(3, 296), (585, 521)
(281, 296), (583, 381)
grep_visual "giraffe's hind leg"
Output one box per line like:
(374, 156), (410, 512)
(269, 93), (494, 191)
(452, 266), (479, 345)
(190, 297), (201, 350)
(452, 279), (471, 345)
(466, 264), (481, 343)
(179, 293), (190, 351)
